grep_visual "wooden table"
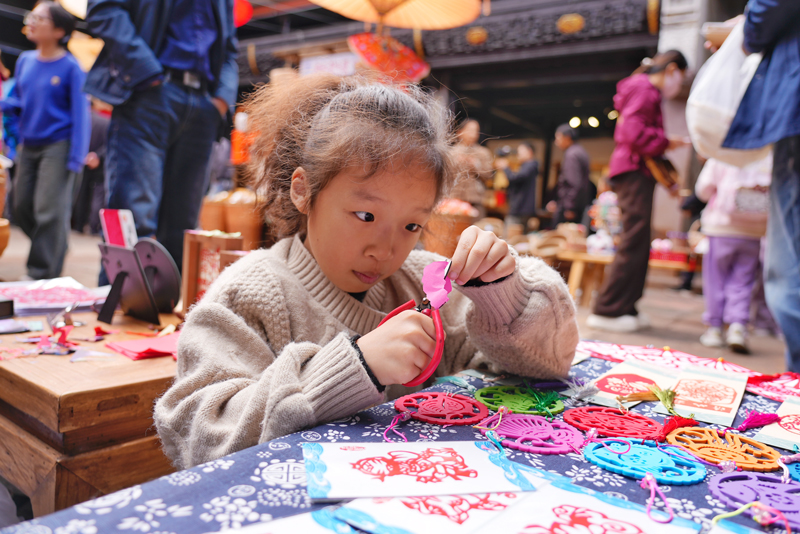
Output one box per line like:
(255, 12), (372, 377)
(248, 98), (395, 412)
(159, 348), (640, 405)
(556, 250), (698, 307)
(0, 312), (179, 516)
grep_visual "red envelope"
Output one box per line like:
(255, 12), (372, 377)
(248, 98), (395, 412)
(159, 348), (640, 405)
(106, 332), (180, 361)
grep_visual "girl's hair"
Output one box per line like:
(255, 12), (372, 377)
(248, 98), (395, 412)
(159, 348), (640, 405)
(245, 74), (457, 239)
(635, 49), (688, 75)
(36, 1), (75, 47)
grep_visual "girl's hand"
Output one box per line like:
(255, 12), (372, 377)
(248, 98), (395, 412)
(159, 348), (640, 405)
(449, 225), (515, 285)
(358, 310), (442, 386)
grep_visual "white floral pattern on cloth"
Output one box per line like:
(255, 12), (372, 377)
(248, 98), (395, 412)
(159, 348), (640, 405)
(198, 459), (235, 473)
(198, 496), (271, 530)
(325, 415), (362, 427)
(117, 499), (192, 532)
(75, 486), (143, 515)
(664, 497), (728, 526)
(162, 471), (201, 487)
(256, 488), (311, 509)
(3, 524), (53, 534)
(53, 520), (97, 534)
(251, 459), (306, 488)
(322, 430), (350, 442)
(563, 465), (627, 488)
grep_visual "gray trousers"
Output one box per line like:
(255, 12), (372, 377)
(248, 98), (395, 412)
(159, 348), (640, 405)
(13, 140), (75, 279)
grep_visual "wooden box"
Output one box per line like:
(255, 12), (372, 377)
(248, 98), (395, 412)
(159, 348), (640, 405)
(181, 230), (244, 309)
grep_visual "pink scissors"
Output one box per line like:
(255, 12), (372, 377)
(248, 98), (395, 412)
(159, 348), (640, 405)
(377, 260), (451, 387)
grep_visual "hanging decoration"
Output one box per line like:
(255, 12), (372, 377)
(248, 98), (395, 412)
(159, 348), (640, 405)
(583, 439), (707, 485)
(563, 407), (663, 439)
(475, 386), (564, 417)
(476, 413), (584, 455)
(666, 427), (781, 472)
(708, 471), (800, 530)
(394, 392), (488, 426)
(348, 32), (430, 84)
(233, 0), (253, 27)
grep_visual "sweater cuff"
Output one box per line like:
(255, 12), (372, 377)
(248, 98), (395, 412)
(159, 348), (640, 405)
(456, 264), (530, 329)
(300, 333), (385, 423)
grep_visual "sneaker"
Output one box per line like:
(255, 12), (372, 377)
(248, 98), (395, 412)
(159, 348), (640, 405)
(700, 327), (724, 348)
(586, 314), (640, 333)
(726, 323), (750, 354)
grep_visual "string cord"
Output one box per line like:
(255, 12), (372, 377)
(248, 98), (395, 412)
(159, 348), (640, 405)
(778, 453), (800, 483)
(474, 406), (510, 431)
(639, 473), (674, 524)
(383, 412), (411, 443)
(568, 429), (632, 456)
(654, 442), (732, 470)
(711, 502), (792, 533)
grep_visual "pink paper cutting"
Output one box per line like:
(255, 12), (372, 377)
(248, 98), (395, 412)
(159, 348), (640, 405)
(422, 261), (452, 309)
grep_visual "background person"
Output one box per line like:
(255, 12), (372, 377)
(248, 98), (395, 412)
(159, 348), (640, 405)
(587, 50), (689, 333)
(1, 1), (89, 280)
(450, 119), (493, 216)
(84, 0), (239, 275)
(723, 0), (800, 372)
(497, 142), (538, 233)
(548, 124), (590, 226)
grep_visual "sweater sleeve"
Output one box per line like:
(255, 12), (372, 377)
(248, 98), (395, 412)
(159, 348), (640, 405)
(616, 91), (669, 158)
(400, 249), (578, 380)
(154, 280), (384, 469)
(67, 64), (90, 173)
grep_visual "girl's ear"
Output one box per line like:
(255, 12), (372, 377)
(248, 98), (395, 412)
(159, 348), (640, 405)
(290, 167), (311, 214)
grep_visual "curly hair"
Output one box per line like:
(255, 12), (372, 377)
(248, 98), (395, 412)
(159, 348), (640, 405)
(244, 74), (458, 239)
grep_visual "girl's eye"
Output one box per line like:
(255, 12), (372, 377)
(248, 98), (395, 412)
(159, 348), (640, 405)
(405, 223), (422, 232)
(355, 211), (375, 222)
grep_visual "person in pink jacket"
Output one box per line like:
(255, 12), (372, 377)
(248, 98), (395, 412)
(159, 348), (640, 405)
(696, 155), (771, 353)
(588, 50), (689, 332)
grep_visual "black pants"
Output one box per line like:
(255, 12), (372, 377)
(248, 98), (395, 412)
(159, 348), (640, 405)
(593, 170), (655, 317)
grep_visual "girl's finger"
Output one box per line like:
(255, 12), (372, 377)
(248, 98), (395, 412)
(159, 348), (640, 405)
(471, 240), (509, 281)
(480, 255), (517, 282)
(448, 226), (480, 281)
(457, 231), (496, 284)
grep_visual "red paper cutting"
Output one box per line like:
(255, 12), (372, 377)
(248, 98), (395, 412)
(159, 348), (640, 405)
(747, 372), (800, 402)
(351, 448), (478, 483)
(394, 392), (488, 426)
(400, 493), (517, 525)
(563, 407), (663, 439)
(595, 374), (657, 396)
(105, 332), (180, 361)
(779, 414), (800, 436)
(522, 505), (644, 534)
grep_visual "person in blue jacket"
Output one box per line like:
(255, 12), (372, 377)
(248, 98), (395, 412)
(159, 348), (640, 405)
(84, 0), (238, 275)
(723, 0), (800, 373)
(1, 1), (90, 280)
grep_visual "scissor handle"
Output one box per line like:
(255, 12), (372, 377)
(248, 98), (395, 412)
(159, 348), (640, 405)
(377, 299), (444, 387)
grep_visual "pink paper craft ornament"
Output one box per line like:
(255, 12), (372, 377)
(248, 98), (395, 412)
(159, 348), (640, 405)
(478, 412), (584, 454)
(422, 261), (453, 309)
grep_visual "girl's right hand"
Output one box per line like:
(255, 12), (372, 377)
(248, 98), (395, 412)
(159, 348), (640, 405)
(357, 310), (441, 386)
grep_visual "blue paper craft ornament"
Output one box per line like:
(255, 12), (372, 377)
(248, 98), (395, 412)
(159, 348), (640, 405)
(790, 462), (800, 482)
(583, 439), (706, 485)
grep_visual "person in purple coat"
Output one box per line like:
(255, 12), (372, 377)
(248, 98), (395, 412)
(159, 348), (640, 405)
(587, 50), (688, 333)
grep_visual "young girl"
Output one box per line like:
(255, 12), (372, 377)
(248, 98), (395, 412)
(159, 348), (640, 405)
(696, 155), (772, 353)
(155, 75), (579, 469)
(1, 1), (89, 280)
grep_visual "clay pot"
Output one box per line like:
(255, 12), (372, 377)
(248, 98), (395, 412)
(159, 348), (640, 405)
(421, 213), (475, 258)
(224, 188), (263, 250)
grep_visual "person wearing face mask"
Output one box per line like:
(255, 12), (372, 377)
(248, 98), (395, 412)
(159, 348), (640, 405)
(587, 50), (689, 333)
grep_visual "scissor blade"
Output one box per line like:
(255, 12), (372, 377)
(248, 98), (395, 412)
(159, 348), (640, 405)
(443, 260), (452, 280)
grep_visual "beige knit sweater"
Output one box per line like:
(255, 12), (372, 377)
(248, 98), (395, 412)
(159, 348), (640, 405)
(154, 235), (579, 469)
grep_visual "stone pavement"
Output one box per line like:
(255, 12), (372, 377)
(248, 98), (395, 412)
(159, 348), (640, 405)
(0, 226), (788, 375)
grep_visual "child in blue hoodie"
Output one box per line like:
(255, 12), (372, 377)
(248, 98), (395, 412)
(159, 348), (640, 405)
(1, 1), (89, 280)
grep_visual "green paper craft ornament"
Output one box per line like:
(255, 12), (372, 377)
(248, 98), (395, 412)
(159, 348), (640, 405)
(475, 385), (565, 417)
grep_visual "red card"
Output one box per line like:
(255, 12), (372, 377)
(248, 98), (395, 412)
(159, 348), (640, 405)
(106, 332), (180, 361)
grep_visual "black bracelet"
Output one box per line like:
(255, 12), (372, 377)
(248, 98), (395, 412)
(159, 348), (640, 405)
(350, 335), (385, 392)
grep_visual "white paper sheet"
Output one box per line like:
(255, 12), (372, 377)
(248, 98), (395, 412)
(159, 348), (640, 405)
(753, 395), (800, 450)
(302, 441), (553, 502)
(655, 366), (748, 426)
(334, 492), (525, 534)
(470, 483), (701, 534)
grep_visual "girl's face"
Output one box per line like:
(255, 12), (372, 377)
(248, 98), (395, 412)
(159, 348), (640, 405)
(24, 4), (63, 46)
(296, 162), (437, 293)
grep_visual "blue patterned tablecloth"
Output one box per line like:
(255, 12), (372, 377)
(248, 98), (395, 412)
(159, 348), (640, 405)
(2, 357), (791, 534)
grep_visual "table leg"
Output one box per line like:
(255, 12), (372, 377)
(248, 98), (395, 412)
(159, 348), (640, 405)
(566, 260), (586, 300)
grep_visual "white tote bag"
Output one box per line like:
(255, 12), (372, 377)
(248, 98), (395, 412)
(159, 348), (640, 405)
(686, 21), (772, 167)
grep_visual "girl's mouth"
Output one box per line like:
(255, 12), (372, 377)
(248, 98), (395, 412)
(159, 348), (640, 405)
(353, 271), (380, 285)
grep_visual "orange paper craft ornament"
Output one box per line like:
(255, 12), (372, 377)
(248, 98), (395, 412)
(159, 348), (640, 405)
(666, 426), (781, 472)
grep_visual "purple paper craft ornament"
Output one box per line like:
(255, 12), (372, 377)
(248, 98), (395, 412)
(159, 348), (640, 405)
(422, 261), (453, 309)
(708, 471), (800, 530)
(478, 412), (584, 454)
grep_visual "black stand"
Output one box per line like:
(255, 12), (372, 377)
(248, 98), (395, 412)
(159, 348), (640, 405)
(97, 271), (128, 324)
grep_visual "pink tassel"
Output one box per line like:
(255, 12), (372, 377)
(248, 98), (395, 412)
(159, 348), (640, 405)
(736, 410), (782, 432)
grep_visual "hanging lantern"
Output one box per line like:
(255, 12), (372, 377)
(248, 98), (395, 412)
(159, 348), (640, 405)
(556, 13), (585, 35)
(233, 0), (253, 27)
(466, 26), (488, 46)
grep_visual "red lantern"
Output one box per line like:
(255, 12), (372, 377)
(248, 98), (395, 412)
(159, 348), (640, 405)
(233, 0), (253, 28)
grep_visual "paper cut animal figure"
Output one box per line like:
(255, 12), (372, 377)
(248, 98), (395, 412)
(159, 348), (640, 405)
(400, 493), (516, 524)
(351, 448), (478, 483)
(522, 505), (644, 534)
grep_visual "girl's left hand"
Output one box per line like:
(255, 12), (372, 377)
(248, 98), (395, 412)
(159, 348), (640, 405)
(448, 226), (516, 285)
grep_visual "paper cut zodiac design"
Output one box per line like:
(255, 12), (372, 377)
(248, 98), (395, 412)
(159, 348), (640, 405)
(521, 505), (644, 534)
(351, 448), (478, 483)
(674, 379), (736, 408)
(399, 493), (516, 524)
(780, 414), (800, 436)
(595, 374), (657, 396)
